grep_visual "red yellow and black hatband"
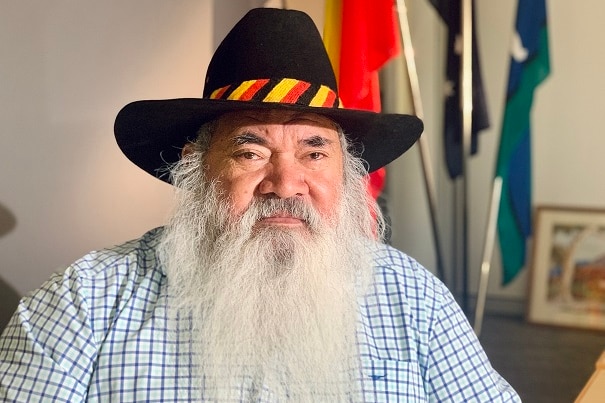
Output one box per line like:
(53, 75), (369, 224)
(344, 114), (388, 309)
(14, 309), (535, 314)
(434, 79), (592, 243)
(209, 78), (341, 109)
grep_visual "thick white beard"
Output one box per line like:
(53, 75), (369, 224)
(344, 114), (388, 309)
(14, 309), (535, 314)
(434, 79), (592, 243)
(159, 145), (380, 402)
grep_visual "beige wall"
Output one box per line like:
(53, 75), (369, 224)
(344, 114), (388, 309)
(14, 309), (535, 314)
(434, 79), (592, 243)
(1, 0), (605, 328)
(0, 0), (212, 307)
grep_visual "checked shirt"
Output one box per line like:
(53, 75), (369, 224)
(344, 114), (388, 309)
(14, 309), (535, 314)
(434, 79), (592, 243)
(0, 228), (520, 402)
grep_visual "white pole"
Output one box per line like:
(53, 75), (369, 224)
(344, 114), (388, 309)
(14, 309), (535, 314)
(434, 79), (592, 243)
(394, 0), (447, 283)
(460, 0), (473, 313)
(473, 177), (503, 336)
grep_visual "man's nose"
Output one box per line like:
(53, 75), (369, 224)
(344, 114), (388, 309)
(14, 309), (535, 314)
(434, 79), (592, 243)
(258, 156), (309, 198)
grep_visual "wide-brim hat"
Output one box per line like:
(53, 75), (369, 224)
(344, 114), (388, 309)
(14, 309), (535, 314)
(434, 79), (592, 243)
(114, 7), (423, 183)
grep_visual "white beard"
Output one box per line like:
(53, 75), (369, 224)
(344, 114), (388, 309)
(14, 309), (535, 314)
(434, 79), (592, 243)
(159, 143), (381, 402)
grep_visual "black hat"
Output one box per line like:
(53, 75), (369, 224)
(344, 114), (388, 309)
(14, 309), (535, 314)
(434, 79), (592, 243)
(114, 7), (423, 182)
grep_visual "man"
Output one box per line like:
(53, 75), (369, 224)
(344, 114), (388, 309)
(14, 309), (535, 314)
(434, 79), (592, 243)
(0, 8), (520, 402)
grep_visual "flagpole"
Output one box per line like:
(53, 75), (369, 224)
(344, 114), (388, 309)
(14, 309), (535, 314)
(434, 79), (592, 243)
(394, 0), (447, 284)
(459, 0), (473, 313)
(473, 176), (502, 336)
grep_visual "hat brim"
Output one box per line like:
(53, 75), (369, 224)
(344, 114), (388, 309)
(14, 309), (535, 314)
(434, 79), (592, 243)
(114, 98), (423, 182)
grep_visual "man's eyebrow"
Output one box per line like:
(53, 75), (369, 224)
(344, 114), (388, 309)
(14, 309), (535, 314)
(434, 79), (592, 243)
(302, 135), (333, 147)
(232, 132), (266, 146)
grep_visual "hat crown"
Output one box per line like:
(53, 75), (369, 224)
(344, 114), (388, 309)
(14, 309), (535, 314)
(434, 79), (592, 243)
(203, 8), (338, 99)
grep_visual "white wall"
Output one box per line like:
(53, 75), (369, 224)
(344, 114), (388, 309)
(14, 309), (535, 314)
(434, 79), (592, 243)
(0, 0), (213, 298)
(1, 0), (604, 325)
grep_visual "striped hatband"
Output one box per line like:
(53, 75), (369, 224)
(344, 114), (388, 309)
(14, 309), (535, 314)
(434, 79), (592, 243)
(209, 78), (341, 108)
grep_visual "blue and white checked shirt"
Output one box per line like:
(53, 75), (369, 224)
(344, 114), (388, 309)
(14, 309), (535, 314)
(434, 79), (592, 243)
(0, 228), (520, 402)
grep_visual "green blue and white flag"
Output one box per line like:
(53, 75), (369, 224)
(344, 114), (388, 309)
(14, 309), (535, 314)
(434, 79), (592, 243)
(496, 0), (550, 284)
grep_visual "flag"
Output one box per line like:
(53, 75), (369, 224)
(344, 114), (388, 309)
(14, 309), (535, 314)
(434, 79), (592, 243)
(429, 0), (490, 179)
(323, 0), (400, 200)
(496, 0), (550, 284)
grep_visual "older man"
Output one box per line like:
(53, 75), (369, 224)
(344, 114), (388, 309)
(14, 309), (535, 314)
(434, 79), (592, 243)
(0, 8), (520, 402)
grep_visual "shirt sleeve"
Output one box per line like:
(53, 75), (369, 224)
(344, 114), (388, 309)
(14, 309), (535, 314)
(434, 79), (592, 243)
(424, 287), (521, 402)
(0, 268), (97, 402)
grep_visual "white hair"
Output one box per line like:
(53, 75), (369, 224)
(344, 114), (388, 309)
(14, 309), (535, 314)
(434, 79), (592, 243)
(159, 118), (384, 402)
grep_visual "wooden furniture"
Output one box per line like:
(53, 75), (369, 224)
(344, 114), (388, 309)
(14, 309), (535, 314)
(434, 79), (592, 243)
(576, 351), (605, 402)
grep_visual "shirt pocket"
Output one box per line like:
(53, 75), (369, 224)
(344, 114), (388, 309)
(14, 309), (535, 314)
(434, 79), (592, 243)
(360, 359), (427, 402)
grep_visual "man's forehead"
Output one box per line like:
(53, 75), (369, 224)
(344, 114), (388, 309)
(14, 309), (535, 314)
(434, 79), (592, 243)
(207, 110), (342, 150)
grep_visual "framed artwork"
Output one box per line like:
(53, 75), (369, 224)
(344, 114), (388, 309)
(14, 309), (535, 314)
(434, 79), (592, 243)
(527, 206), (605, 330)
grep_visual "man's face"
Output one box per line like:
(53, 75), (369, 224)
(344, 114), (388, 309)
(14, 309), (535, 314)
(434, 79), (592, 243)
(166, 110), (374, 400)
(201, 109), (344, 226)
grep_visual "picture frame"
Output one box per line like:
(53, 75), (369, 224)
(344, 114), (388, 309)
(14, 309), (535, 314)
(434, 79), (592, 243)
(527, 206), (605, 330)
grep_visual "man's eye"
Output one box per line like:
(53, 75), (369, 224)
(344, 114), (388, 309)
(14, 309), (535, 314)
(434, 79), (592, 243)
(237, 151), (259, 160)
(308, 152), (324, 160)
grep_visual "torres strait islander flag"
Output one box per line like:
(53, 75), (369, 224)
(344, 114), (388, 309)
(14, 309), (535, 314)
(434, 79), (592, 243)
(496, 0), (550, 284)
(323, 0), (401, 200)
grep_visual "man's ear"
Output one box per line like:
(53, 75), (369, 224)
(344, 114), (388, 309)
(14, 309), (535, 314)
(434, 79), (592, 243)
(181, 142), (195, 158)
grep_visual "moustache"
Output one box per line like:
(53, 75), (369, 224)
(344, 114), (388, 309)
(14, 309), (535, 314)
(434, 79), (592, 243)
(243, 197), (323, 231)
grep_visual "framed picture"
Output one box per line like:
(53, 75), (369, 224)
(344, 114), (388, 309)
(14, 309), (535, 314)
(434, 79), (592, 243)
(527, 206), (605, 330)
